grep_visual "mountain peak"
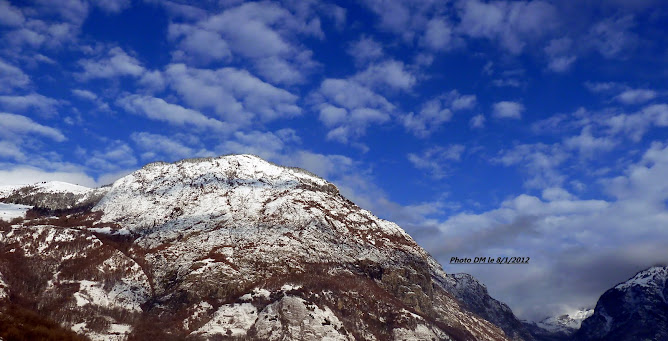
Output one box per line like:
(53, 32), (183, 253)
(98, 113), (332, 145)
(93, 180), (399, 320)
(575, 265), (668, 341)
(614, 265), (668, 291)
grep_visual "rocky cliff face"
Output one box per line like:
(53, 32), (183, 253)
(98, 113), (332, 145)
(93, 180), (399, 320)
(439, 273), (535, 341)
(574, 266), (668, 341)
(0, 154), (516, 341)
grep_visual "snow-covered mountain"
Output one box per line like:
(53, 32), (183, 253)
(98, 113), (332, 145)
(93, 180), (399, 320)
(536, 308), (593, 334)
(0, 154), (521, 340)
(574, 266), (668, 341)
(522, 308), (593, 341)
(0, 180), (107, 212)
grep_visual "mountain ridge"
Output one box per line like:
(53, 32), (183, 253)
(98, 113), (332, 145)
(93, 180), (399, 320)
(0, 154), (519, 340)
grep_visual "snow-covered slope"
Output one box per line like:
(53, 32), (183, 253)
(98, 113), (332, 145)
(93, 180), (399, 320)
(536, 308), (593, 333)
(574, 266), (668, 341)
(0, 181), (107, 211)
(0, 203), (31, 221)
(1, 154), (515, 340)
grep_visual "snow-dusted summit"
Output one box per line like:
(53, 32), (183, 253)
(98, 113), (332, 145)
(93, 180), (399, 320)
(537, 308), (593, 334)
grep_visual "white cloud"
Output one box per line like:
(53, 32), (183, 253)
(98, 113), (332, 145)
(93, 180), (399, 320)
(353, 60), (417, 91)
(0, 93), (62, 116)
(457, 0), (558, 54)
(563, 126), (617, 156)
(71, 89), (97, 101)
(402, 99), (452, 137)
(33, 0), (89, 25)
(94, 0), (131, 13)
(78, 47), (145, 80)
(318, 105), (347, 127)
(470, 114), (486, 128)
(138, 70), (166, 93)
(0, 112), (65, 142)
(0, 0), (25, 27)
(544, 37), (576, 73)
(422, 17), (453, 51)
(360, 0), (444, 42)
(493, 101), (524, 119)
(0, 140), (25, 160)
(408, 145), (465, 178)
(496, 143), (568, 188)
(587, 15), (637, 58)
(117, 94), (230, 131)
(0, 166), (96, 187)
(131, 132), (211, 161)
(0, 59), (30, 92)
(401, 90), (476, 137)
(170, 1), (321, 85)
(314, 78), (393, 143)
(347, 36), (384, 65)
(584, 81), (622, 93)
(165, 63), (301, 126)
(447, 90), (477, 111)
(426, 142), (668, 320)
(547, 56), (577, 73)
(541, 187), (575, 201)
(615, 89), (657, 105)
(168, 24), (231, 64)
(84, 140), (137, 171)
(317, 78), (393, 111)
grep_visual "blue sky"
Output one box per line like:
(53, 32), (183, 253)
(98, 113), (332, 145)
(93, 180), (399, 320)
(1, 0), (668, 321)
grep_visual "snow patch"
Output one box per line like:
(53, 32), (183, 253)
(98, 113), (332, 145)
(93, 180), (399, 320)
(0, 203), (31, 221)
(193, 302), (258, 337)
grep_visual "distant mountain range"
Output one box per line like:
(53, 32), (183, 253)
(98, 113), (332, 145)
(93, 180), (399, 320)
(0, 154), (664, 340)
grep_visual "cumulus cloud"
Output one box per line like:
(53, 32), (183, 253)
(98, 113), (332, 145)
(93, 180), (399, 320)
(131, 132), (212, 161)
(168, 24), (232, 64)
(78, 47), (145, 80)
(457, 0), (558, 54)
(360, 0), (447, 43)
(84, 140), (137, 171)
(544, 37), (576, 72)
(493, 101), (524, 119)
(0, 112), (65, 142)
(615, 88), (657, 104)
(347, 36), (384, 65)
(563, 126), (617, 156)
(401, 90), (476, 137)
(0, 140), (25, 161)
(353, 60), (416, 91)
(496, 143), (568, 188)
(165, 63), (301, 126)
(32, 0), (89, 25)
(402, 99), (452, 137)
(117, 94), (230, 131)
(314, 78), (393, 143)
(94, 0), (131, 14)
(169, 1), (320, 84)
(470, 114), (486, 128)
(422, 17), (453, 51)
(586, 15), (637, 58)
(418, 142), (668, 320)
(408, 145), (466, 179)
(0, 0), (25, 27)
(0, 59), (30, 92)
(0, 93), (62, 116)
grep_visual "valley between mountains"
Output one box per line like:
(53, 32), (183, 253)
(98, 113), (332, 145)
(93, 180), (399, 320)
(0, 154), (665, 340)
